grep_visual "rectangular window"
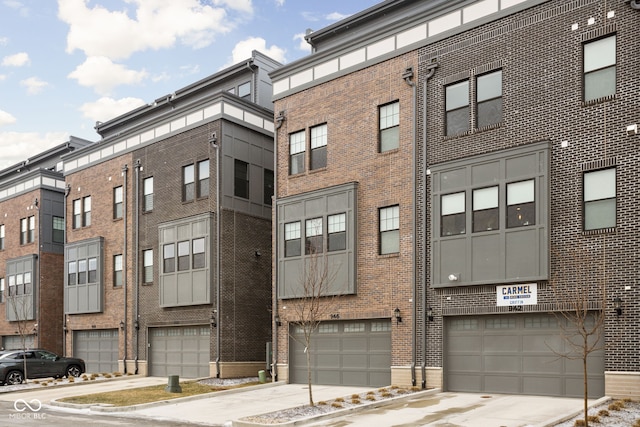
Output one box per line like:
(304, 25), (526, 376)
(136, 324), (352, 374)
(193, 238), (205, 269)
(73, 199), (81, 229)
(584, 35), (616, 102)
(507, 180), (535, 228)
(88, 257), (97, 283)
(22, 272), (30, 294)
(379, 205), (400, 255)
(441, 192), (466, 236)
(77, 259), (87, 285)
(473, 186), (499, 232)
(20, 218), (27, 244)
(68, 261), (77, 286)
(198, 160), (210, 198)
(8, 275), (15, 296)
(83, 196), (91, 227)
(143, 177), (154, 211)
(264, 169), (274, 205)
(113, 186), (123, 219)
(0, 277), (4, 303)
(284, 222), (301, 257)
(238, 81), (251, 99)
(289, 131), (305, 175)
(163, 243), (175, 273)
(310, 124), (327, 170)
(234, 160), (249, 199)
(0, 224), (4, 250)
(379, 101), (399, 152)
(143, 249), (153, 283)
(52, 216), (64, 243)
(584, 168), (616, 230)
(113, 254), (123, 287)
(28, 216), (35, 243)
(16, 274), (23, 295)
(446, 81), (469, 136)
(178, 241), (190, 271)
(183, 164), (195, 202)
(476, 70), (502, 128)
(328, 213), (346, 251)
(305, 218), (323, 255)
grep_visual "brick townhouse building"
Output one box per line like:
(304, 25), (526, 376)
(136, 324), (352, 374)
(0, 138), (91, 353)
(270, 0), (639, 399)
(61, 51), (278, 377)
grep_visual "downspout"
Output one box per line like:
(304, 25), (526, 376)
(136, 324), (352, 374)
(272, 111), (285, 382)
(36, 196), (41, 349)
(421, 59), (438, 389)
(63, 185), (70, 356)
(133, 160), (141, 374)
(210, 133), (222, 378)
(402, 66), (417, 387)
(630, 0), (640, 10)
(122, 164), (128, 374)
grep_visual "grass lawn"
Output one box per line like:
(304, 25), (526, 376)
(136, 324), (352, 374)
(59, 381), (260, 407)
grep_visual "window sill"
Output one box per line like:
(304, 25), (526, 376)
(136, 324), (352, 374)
(582, 227), (617, 236)
(378, 252), (400, 259)
(379, 148), (400, 156)
(443, 122), (503, 140)
(582, 94), (616, 107)
(309, 167), (327, 174)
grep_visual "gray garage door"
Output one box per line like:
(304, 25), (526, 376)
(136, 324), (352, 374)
(74, 329), (119, 374)
(2, 334), (35, 350)
(149, 326), (210, 378)
(445, 313), (604, 397)
(290, 320), (391, 387)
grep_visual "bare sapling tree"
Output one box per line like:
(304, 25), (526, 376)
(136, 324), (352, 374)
(287, 231), (340, 407)
(549, 245), (606, 427)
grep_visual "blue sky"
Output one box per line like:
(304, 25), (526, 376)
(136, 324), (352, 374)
(0, 0), (380, 169)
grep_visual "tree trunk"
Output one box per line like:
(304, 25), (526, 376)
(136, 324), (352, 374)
(583, 355), (589, 427)
(306, 345), (314, 406)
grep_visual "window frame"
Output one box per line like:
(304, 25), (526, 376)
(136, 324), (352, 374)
(113, 186), (123, 219)
(472, 186), (499, 232)
(284, 221), (301, 258)
(583, 34), (616, 102)
(583, 167), (616, 231)
(52, 216), (64, 243)
(305, 217), (324, 255)
(113, 254), (123, 287)
(143, 176), (154, 212)
(183, 164), (195, 202)
(506, 179), (536, 228)
(310, 123), (328, 170)
(379, 205), (400, 255)
(197, 160), (210, 199)
(143, 249), (153, 284)
(328, 213), (347, 252)
(379, 101), (400, 152)
(289, 130), (306, 175)
(441, 192), (466, 236)
(445, 80), (470, 136)
(0, 224), (4, 250)
(264, 169), (274, 205)
(475, 69), (503, 129)
(234, 159), (250, 199)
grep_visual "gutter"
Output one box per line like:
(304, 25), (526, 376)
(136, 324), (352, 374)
(210, 133), (222, 378)
(421, 59), (438, 389)
(402, 66), (417, 388)
(133, 160), (141, 374)
(122, 164), (128, 374)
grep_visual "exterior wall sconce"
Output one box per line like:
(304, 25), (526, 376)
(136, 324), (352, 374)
(614, 297), (623, 316)
(428, 307), (434, 322)
(255, 250), (261, 257)
(275, 315), (282, 327)
(119, 321), (125, 330)
(394, 308), (402, 323)
(211, 310), (217, 328)
(32, 323), (38, 336)
(448, 273), (459, 281)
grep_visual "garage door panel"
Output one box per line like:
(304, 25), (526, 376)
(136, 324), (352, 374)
(290, 320), (391, 387)
(149, 326), (209, 378)
(445, 314), (604, 398)
(484, 335), (520, 352)
(485, 375), (520, 393)
(74, 330), (118, 374)
(485, 355), (520, 372)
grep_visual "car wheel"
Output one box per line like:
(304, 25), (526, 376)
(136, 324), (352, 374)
(5, 370), (24, 385)
(66, 365), (82, 378)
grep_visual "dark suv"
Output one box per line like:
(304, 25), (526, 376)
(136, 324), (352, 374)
(0, 349), (85, 385)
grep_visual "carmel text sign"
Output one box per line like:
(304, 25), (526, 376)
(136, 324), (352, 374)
(496, 283), (537, 306)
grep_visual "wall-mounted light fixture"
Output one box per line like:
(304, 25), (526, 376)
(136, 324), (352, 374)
(448, 273), (459, 282)
(255, 250), (261, 257)
(275, 314), (282, 327)
(32, 323), (38, 336)
(614, 297), (623, 316)
(394, 308), (402, 324)
(119, 321), (125, 330)
(211, 310), (217, 328)
(428, 307), (434, 322)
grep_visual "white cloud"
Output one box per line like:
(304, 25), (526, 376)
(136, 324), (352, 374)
(326, 12), (349, 21)
(0, 131), (69, 170)
(223, 37), (286, 69)
(0, 37), (8, 46)
(0, 74), (6, 81)
(2, 52), (29, 67)
(294, 33), (311, 52)
(58, 0), (238, 60)
(68, 56), (148, 95)
(79, 96), (146, 124)
(212, 0), (252, 13)
(0, 109), (16, 126)
(274, 0), (284, 6)
(3, 0), (29, 17)
(20, 77), (48, 95)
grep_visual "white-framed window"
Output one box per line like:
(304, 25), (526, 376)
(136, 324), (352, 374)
(476, 70), (502, 128)
(114, 254), (123, 287)
(584, 168), (616, 230)
(473, 186), (499, 232)
(445, 80), (469, 136)
(441, 192), (466, 236)
(113, 186), (123, 219)
(183, 164), (195, 202)
(379, 101), (399, 152)
(289, 131), (306, 175)
(328, 213), (346, 252)
(379, 205), (400, 255)
(310, 124), (327, 170)
(305, 218), (323, 255)
(143, 249), (153, 283)
(198, 160), (210, 198)
(143, 177), (153, 211)
(507, 179), (536, 228)
(284, 222), (301, 257)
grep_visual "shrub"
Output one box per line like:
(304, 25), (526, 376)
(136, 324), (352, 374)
(597, 409), (609, 417)
(366, 395), (376, 401)
(334, 397), (344, 403)
(608, 401), (625, 411)
(390, 385), (399, 390)
(351, 398), (361, 404)
(331, 402), (343, 408)
(68, 377), (75, 383)
(396, 389), (407, 394)
(378, 388), (388, 393)
(351, 394), (360, 399)
(317, 401), (327, 406)
(366, 391), (375, 396)
(381, 392), (392, 398)
(632, 419), (640, 427)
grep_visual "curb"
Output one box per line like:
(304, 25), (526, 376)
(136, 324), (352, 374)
(535, 396), (613, 427)
(232, 388), (441, 427)
(50, 380), (283, 413)
(0, 373), (146, 394)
